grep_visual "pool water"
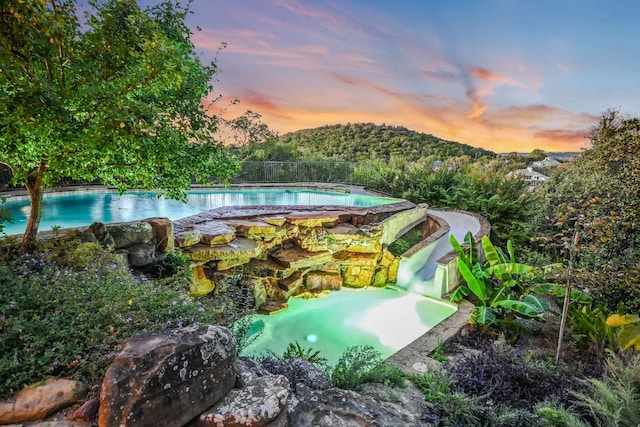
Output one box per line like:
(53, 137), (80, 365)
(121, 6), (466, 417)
(241, 287), (457, 365)
(1, 189), (399, 236)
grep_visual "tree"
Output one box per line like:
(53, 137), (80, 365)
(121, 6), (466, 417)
(0, 0), (240, 249)
(528, 110), (640, 311)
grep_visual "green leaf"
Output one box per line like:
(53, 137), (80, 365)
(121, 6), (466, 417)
(506, 240), (515, 263)
(474, 306), (496, 325)
(481, 235), (503, 266)
(457, 257), (488, 302)
(450, 286), (469, 303)
(493, 298), (545, 317)
(486, 263), (535, 277)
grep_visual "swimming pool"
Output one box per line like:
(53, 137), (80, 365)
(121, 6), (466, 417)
(241, 287), (457, 365)
(1, 188), (399, 236)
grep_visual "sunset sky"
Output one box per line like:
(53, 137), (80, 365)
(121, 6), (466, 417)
(167, 1), (638, 153)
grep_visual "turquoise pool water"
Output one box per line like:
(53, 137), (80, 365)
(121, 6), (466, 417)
(1, 188), (399, 236)
(241, 288), (457, 365)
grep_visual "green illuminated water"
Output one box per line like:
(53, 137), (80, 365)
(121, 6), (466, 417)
(241, 287), (456, 365)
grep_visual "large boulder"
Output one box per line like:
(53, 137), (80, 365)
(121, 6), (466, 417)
(197, 375), (290, 427)
(127, 242), (156, 267)
(0, 378), (88, 425)
(105, 221), (154, 249)
(99, 325), (236, 427)
(289, 386), (427, 427)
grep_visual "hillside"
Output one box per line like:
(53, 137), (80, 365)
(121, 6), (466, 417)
(236, 123), (495, 162)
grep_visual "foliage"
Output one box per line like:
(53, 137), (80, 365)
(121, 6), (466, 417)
(430, 340), (449, 363)
(388, 229), (423, 256)
(568, 304), (619, 361)
(446, 340), (580, 410)
(229, 315), (264, 356)
(0, 238), (227, 398)
(233, 123), (494, 163)
(329, 345), (403, 390)
(0, 197), (11, 235)
(207, 275), (258, 325)
(267, 340), (328, 368)
(529, 110), (640, 272)
(570, 353), (640, 427)
(449, 232), (557, 335)
(157, 249), (190, 278)
(410, 370), (484, 426)
(607, 313), (640, 351)
(0, 0), (240, 247)
(259, 357), (330, 393)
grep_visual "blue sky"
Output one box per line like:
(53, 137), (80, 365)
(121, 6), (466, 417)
(167, 1), (639, 152)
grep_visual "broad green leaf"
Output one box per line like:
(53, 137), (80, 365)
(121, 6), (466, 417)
(457, 257), (488, 301)
(523, 294), (550, 312)
(474, 306), (496, 325)
(481, 235), (503, 266)
(449, 234), (469, 267)
(486, 263), (535, 277)
(463, 231), (477, 265)
(450, 286), (469, 303)
(494, 299), (544, 317)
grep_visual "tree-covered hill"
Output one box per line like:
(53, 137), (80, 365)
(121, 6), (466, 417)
(234, 123), (495, 162)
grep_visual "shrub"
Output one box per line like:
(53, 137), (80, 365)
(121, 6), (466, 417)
(446, 340), (580, 410)
(0, 239), (223, 398)
(570, 353), (640, 427)
(229, 315), (264, 355)
(410, 370), (483, 426)
(259, 357), (330, 392)
(330, 345), (385, 389)
(266, 340), (328, 369)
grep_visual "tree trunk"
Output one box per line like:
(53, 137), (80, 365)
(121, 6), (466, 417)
(20, 163), (46, 252)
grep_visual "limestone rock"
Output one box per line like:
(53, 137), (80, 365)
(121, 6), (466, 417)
(194, 221), (236, 246)
(225, 219), (282, 241)
(175, 227), (203, 248)
(145, 217), (174, 252)
(305, 271), (343, 291)
(289, 387), (427, 427)
(198, 375), (290, 427)
(234, 259), (294, 280)
(270, 247), (332, 270)
(105, 221), (154, 249)
(127, 242), (156, 267)
(99, 325), (236, 427)
(285, 211), (351, 227)
(0, 378), (88, 425)
(191, 264), (216, 297)
(371, 268), (388, 287)
(185, 238), (262, 263)
(388, 257), (400, 283)
(342, 265), (376, 288)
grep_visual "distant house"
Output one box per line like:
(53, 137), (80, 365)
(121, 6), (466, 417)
(506, 166), (549, 189)
(532, 156), (561, 168)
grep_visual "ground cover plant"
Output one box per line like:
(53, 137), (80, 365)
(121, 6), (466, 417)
(0, 236), (246, 398)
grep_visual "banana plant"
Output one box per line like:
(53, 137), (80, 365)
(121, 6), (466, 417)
(449, 232), (552, 333)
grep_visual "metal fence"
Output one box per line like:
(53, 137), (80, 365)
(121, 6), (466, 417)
(0, 161), (394, 194)
(231, 161), (393, 194)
